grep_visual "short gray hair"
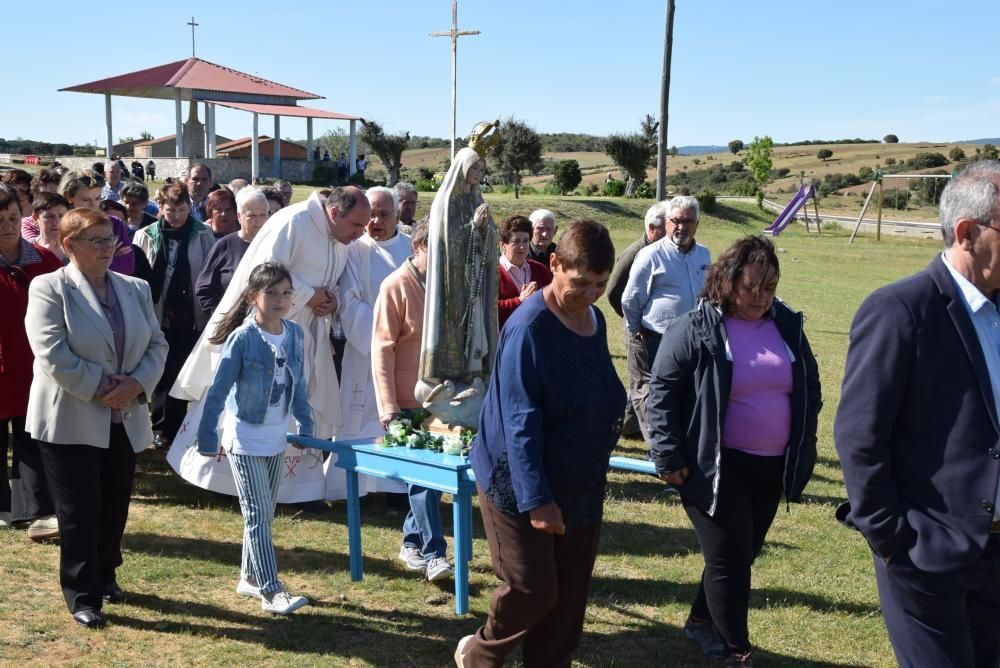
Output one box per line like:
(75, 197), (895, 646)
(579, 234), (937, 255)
(667, 195), (700, 220)
(393, 181), (417, 198)
(366, 186), (398, 213)
(326, 186), (362, 216)
(104, 160), (122, 172)
(644, 201), (668, 228)
(235, 186), (268, 214)
(529, 209), (557, 228)
(940, 160), (1000, 246)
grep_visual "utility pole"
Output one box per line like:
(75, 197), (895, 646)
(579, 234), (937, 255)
(656, 0), (676, 200)
(188, 17), (199, 57)
(431, 0), (480, 160)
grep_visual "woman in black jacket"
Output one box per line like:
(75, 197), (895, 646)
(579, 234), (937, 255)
(647, 235), (822, 668)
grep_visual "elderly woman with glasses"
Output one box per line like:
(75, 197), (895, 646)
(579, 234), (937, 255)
(195, 186), (273, 318)
(497, 215), (552, 329)
(24, 207), (167, 628)
(0, 185), (63, 539)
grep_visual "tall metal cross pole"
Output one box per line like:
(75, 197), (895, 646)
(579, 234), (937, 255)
(655, 0), (676, 200)
(188, 17), (199, 57)
(430, 0), (480, 160)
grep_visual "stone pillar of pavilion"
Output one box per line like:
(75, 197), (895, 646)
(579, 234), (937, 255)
(182, 100), (205, 159)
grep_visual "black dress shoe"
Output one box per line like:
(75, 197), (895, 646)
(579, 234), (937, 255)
(102, 580), (126, 603)
(72, 609), (106, 629)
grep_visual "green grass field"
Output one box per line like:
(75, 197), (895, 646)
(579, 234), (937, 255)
(0, 195), (944, 666)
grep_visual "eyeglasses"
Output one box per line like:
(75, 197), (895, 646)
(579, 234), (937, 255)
(668, 217), (698, 226)
(72, 235), (118, 248)
(976, 221), (1000, 234)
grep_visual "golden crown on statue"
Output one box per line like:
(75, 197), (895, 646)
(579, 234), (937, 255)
(468, 120), (501, 157)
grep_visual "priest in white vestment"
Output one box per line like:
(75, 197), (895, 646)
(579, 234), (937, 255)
(167, 187), (371, 503)
(325, 187), (412, 499)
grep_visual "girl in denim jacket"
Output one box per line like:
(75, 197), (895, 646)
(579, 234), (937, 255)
(198, 262), (314, 615)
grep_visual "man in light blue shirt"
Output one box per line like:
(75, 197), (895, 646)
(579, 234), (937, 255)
(621, 195), (710, 442)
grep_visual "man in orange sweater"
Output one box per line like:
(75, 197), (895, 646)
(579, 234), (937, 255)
(371, 221), (454, 582)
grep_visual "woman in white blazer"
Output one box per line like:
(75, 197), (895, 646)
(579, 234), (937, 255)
(25, 207), (167, 629)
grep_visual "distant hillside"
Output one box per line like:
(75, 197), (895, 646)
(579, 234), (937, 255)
(677, 145), (727, 155)
(957, 138), (1000, 145)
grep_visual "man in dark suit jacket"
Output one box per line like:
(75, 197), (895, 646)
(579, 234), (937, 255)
(835, 160), (1000, 668)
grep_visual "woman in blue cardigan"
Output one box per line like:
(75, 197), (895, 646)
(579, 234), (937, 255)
(457, 219), (625, 668)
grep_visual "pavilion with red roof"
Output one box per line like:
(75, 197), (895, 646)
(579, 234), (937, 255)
(61, 57), (361, 182)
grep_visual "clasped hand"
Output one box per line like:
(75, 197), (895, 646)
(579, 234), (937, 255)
(307, 287), (337, 316)
(473, 203), (490, 229)
(99, 375), (144, 410)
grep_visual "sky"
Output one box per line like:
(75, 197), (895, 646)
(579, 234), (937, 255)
(4, 0), (999, 147)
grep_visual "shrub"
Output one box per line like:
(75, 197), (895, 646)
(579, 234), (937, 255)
(911, 152), (949, 169)
(881, 189), (910, 209)
(769, 167), (791, 179)
(728, 139), (744, 154)
(583, 183), (599, 196)
(729, 180), (757, 196)
(601, 179), (626, 197)
(697, 190), (717, 213)
(729, 160), (744, 172)
(541, 182), (563, 196)
(858, 166), (874, 181)
(634, 181), (656, 199)
(983, 144), (999, 160)
(414, 178), (437, 192)
(949, 147), (966, 162)
(692, 158), (701, 165)
(518, 185), (538, 196)
(884, 157), (896, 166)
(817, 149), (834, 161)
(417, 167), (435, 181)
(883, 134), (899, 143)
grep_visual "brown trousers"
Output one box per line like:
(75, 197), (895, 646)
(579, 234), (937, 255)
(463, 491), (602, 668)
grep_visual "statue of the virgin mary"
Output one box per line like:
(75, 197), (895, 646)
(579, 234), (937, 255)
(416, 121), (501, 427)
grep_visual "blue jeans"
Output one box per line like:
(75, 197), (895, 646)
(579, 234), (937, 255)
(402, 485), (446, 559)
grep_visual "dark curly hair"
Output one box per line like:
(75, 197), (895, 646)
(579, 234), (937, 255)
(498, 215), (532, 244)
(700, 235), (780, 315)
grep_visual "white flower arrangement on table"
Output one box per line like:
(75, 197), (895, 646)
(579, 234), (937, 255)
(380, 409), (474, 457)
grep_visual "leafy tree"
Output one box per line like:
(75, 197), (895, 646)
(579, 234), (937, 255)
(359, 120), (409, 186)
(883, 134), (899, 143)
(492, 117), (544, 199)
(949, 147), (966, 162)
(982, 144), (999, 160)
(728, 139), (744, 154)
(140, 130), (154, 141)
(551, 159), (582, 194)
(318, 128), (350, 161)
(746, 135), (774, 208)
(669, 145), (679, 156)
(604, 133), (655, 197)
(816, 148), (833, 161)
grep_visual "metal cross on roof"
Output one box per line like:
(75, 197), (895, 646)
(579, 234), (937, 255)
(187, 17), (199, 57)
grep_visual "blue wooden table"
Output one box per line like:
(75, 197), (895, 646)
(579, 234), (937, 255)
(287, 435), (477, 615)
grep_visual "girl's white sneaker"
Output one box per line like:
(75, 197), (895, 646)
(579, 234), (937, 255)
(262, 590), (308, 615)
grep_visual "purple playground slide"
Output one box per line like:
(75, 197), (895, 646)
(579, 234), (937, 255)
(765, 184), (815, 236)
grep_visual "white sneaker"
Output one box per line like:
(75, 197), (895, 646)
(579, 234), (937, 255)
(237, 578), (284, 598)
(27, 515), (59, 541)
(261, 590), (308, 615)
(454, 634), (473, 667)
(426, 556), (454, 582)
(0, 512), (10, 529)
(398, 545), (428, 571)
